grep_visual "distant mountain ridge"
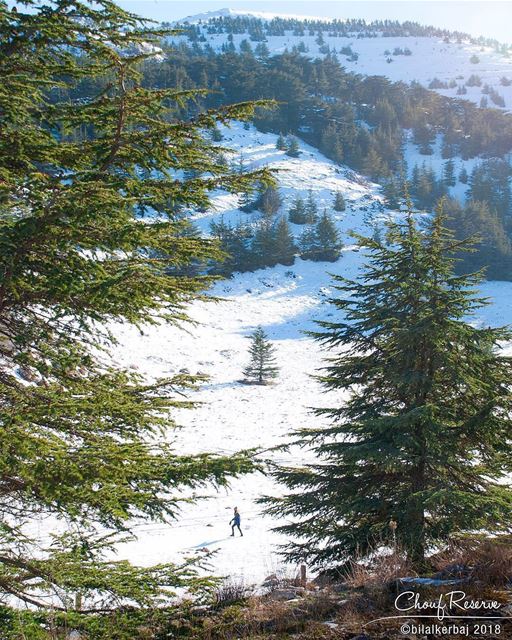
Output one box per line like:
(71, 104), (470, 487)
(174, 7), (509, 48)
(176, 7), (329, 25)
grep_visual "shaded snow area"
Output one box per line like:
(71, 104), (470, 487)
(100, 124), (512, 587)
(171, 15), (512, 111)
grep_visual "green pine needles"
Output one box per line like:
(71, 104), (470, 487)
(265, 201), (512, 569)
(243, 326), (279, 385)
(0, 0), (272, 619)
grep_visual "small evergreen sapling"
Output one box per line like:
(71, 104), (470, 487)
(333, 191), (346, 212)
(242, 327), (279, 385)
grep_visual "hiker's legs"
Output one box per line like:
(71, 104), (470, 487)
(237, 524), (243, 537)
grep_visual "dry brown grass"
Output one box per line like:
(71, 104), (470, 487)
(431, 537), (512, 587)
(213, 578), (254, 609)
(201, 588), (345, 639)
(343, 549), (415, 589)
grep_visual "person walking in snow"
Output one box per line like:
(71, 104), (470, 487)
(230, 507), (243, 537)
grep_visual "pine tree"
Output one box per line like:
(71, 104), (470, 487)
(305, 188), (319, 224)
(298, 225), (318, 261)
(211, 126), (223, 142)
(444, 198), (512, 280)
(459, 167), (469, 184)
(216, 152), (229, 169)
(412, 165), (447, 210)
(210, 218), (255, 274)
(0, 0), (272, 622)
(288, 195), (308, 224)
(286, 136), (301, 158)
(333, 191), (346, 212)
(410, 164), (421, 196)
(362, 147), (388, 180)
(314, 210), (343, 262)
(265, 203), (512, 569)
(382, 176), (402, 209)
(230, 222), (256, 272)
(276, 133), (288, 151)
(252, 218), (276, 268)
(259, 185), (282, 217)
(443, 159), (456, 187)
(372, 223), (384, 244)
(321, 123), (344, 164)
(238, 187), (255, 212)
(273, 216), (296, 266)
(254, 42), (270, 59)
(441, 137), (455, 159)
(468, 159), (511, 219)
(239, 39), (253, 55)
(242, 327), (279, 384)
(413, 123), (435, 155)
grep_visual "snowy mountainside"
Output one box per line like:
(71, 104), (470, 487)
(106, 124), (512, 585)
(172, 12), (512, 111)
(189, 123), (385, 235)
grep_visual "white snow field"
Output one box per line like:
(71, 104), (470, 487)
(105, 124), (512, 586)
(172, 9), (512, 111)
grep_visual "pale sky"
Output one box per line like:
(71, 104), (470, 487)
(115, 1), (512, 44)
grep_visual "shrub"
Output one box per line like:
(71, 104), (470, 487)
(214, 578), (254, 609)
(343, 549), (415, 590)
(431, 537), (512, 587)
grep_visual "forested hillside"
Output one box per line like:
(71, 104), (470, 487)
(55, 12), (512, 280)
(140, 38), (512, 279)
(174, 12), (512, 109)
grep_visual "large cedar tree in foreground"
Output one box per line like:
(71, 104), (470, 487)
(266, 204), (512, 569)
(0, 0), (271, 617)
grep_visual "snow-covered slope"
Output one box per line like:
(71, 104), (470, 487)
(108, 124), (381, 584)
(172, 14), (512, 111)
(100, 124), (512, 586)
(190, 124), (385, 235)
